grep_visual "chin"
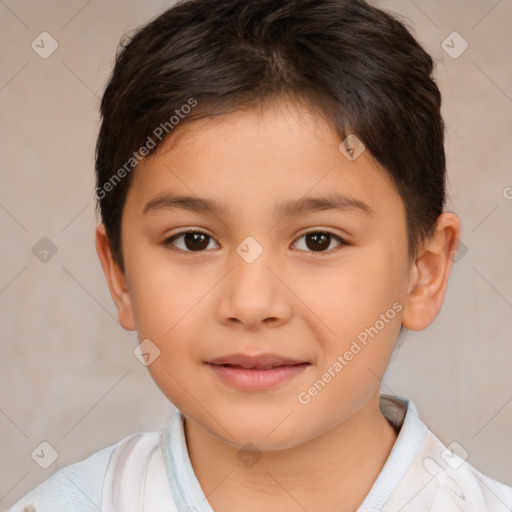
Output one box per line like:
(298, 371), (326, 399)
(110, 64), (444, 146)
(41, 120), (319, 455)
(206, 413), (312, 452)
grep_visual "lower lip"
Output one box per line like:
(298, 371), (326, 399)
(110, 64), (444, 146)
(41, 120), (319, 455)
(206, 363), (310, 390)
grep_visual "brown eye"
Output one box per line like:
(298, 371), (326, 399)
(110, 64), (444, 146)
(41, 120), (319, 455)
(166, 231), (218, 252)
(293, 231), (346, 253)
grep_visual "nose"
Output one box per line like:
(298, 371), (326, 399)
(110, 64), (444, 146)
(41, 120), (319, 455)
(214, 245), (293, 331)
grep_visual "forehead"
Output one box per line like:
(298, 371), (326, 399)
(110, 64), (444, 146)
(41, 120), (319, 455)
(126, 101), (403, 222)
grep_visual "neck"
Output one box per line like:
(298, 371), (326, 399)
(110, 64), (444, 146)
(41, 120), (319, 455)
(183, 392), (399, 512)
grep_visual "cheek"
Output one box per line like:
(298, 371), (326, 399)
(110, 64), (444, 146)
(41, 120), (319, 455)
(126, 248), (207, 338)
(306, 245), (405, 362)
(129, 268), (210, 407)
(126, 251), (213, 368)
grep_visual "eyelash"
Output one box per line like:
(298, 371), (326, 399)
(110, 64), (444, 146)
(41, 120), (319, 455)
(164, 228), (348, 255)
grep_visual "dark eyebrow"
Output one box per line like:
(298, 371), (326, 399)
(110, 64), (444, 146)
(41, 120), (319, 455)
(142, 192), (375, 218)
(143, 194), (231, 217)
(273, 193), (375, 218)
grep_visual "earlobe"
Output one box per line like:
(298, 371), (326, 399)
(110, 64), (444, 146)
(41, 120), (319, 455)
(95, 223), (136, 331)
(401, 212), (461, 331)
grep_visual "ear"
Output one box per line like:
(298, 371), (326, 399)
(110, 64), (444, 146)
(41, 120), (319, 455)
(95, 223), (136, 331)
(401, 212), (461, 331)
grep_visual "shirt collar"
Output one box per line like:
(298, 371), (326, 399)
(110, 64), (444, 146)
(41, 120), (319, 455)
(162, 394), (428, 511)
(356, 394), (428, 511)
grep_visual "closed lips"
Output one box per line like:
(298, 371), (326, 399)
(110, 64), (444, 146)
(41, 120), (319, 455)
(214, 363), (309, 370)
(206, 354), (310, 369)
(206, 354), (311, 389)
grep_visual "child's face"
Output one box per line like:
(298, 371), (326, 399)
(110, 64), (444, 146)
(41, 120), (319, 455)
(112, 100), (414, 448)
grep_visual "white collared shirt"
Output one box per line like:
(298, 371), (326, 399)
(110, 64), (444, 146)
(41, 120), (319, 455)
(7, 394), (512, 511)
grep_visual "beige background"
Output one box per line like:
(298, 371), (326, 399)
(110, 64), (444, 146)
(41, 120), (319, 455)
(1, 0), (511, 508)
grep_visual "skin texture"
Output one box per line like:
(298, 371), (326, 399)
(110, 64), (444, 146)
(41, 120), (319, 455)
(96, 99), (461, 512)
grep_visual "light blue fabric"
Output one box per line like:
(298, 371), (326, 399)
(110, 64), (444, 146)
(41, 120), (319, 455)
(5, 441), (114, 511)
(356, 395), (428, 510)
(162, 408), (215, 512)
(7, 395), (510, 511)
(160, 394), (428, 512)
